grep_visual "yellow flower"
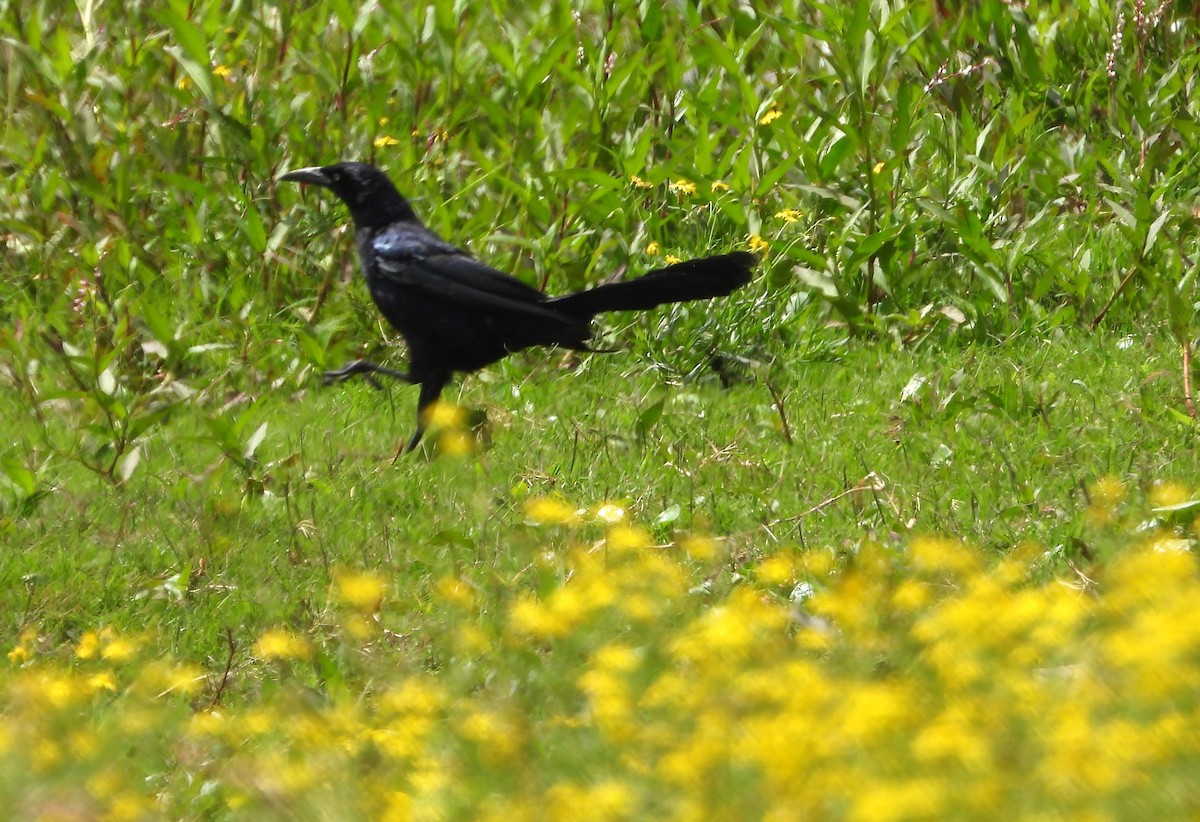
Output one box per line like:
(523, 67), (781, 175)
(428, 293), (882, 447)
(757, 554), (797, 585)
(212, 64), (232, 78)
(800, 550), (835, 577)
(592, 643), (641, 673)
(547, 780), (635, 821)
(774, 208), (803, 223)
(664, 254), (682, 265)
(157, 664), (205, 696)
(669, 179), (697, 196)
(509, 596), (572, 640)
(335, 570), (386, 613)
(86, 671), (118, 694)
(872, 160), (886, 174)
(630, 174), (653, 189)
(524, 496), (578, 525)
(379, 116), (390, 126)
(436, 575), (476, 608)
(459, 708), (523, 763)
(759, 108), (782, 125)
(438, 429), (476, 457)
(423, 400), (467, 429)
(891, 578), (933, 612)
(909, 535), (981, 579)
(254, 628), (313, 661)
(852, 778), (946, 821)
(1091, 475), (1126, 506)
(374, 135), (401, 148)
(176, 75), (192, 90)
(644, 241), (660, 256)
(7, 645), (30, 664)
(382, 791), (413, 821)
(100, 635), (139, 663)
(679, 534), (720, 561)
(1150, 480), (1192, 510)
(607, 524), (651, 553)
(748, 234), (769, 254)
(85, 766), (123, 800)
(710, 181), (731, 193)
(344, 613), (378, 641)
(578, 647), (638, 741)
(76, 630), (101, 660)
(455, 624), (491, 655)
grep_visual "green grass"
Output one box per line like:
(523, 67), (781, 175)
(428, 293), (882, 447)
(3, 0), (1200, 818)
(3, 327), (1193, 660)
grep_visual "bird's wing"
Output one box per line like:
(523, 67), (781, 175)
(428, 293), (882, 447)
(371, 225), (576, 324)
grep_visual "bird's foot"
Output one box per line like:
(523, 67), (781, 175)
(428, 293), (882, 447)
(322, 360), (412, 390)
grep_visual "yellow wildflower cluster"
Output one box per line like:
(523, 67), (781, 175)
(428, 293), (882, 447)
(629, 174), (734, 196)
(4, 486), (1200, 819)
(668, 179), (697, 196)
(254, 628), (312, 661)
(759, 108), (783, 125)
(418, 399), (477, 456)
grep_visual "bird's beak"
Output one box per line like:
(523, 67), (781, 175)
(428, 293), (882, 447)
(278, 166), (331, 188)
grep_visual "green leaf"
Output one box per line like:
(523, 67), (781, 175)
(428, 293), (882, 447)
(156, 7), (216, 100)
(1144, 210), (1171, 257)
(243, 207), (267, 254)
(244, 423), (269, 461)
(656, 504), (681, 525)
(636, 392), (666, 440)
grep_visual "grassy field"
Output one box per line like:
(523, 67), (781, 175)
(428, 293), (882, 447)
(4, 0), (1200, 819)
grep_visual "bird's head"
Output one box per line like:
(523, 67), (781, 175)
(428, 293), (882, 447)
(278, 162), (417, 228)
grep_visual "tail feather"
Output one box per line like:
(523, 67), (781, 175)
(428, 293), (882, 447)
(549, 252), (755, 318)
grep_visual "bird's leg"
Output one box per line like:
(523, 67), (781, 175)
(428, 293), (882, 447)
(323, 359), (414, 390)
(393, 375), (450, 461)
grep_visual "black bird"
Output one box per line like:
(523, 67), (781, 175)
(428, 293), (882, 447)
(279, 162), (755, 452)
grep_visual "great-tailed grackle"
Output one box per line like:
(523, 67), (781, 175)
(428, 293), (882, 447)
(279, 162), (755, 452)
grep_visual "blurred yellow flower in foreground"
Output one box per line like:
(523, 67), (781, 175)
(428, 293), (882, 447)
(100, 635), (139, 664)
(423, 400), (468, 430)
(436, 575), (476, 608)
(525, 496), (578, 525)
(1150, 480), (1192, 509)
(335, 570), (386, 613)
(6, 484), (1200, 820)
(254, 629), (312, 661)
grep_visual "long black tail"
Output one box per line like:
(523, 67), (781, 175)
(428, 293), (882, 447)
(549, 251), (755, 319)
